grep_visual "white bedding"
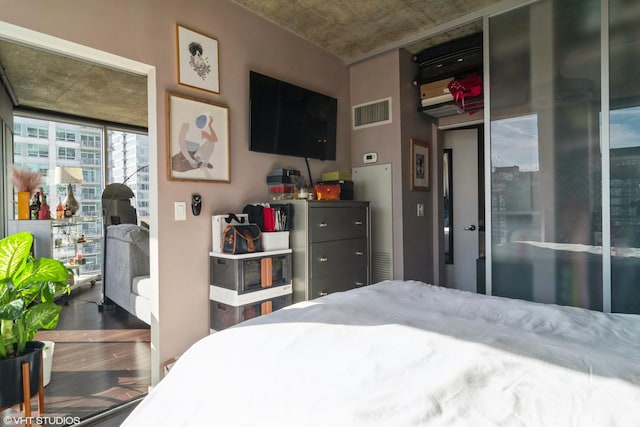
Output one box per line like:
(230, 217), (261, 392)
(123, 281), (640, 426)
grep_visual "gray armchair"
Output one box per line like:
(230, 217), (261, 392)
(104, 223), (151, 324)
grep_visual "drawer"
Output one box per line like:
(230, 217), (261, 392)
(309, 273), (368, 299)
(309, 207), (367, 242)
(210, 294), (292, 331)
(310, 238), (368, 280)
(209, 253), (292, 294)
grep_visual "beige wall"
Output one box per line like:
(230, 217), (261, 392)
(349, 49), (435, 282)
(349, 51), (405, 278)
(1, 0), (350, 382)
(398, 49), (435, 283)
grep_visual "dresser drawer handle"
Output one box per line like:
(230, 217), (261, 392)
(319, 222), (328, 228)
(354, 220), (364, 225)
(319, 256), (328, 262)
(355, 251), (364, 256)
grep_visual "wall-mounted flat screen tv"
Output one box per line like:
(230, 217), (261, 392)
(249, 71), (337, 160)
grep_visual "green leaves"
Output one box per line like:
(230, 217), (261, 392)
(0, 231), (70, 359)
(0, 299), (25, 321)
(0, 232), (32, 281)
(24, 303), (61, 341)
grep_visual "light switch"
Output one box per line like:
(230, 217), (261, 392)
(417, 203), (424, 217)
(174, 201), (187, 221)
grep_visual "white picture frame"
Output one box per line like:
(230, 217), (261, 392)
(176, 24), (220, 94)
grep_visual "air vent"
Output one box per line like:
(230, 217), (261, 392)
(352, 97), (392, 129)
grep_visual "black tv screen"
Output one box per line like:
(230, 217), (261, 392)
(249, 71), (337, 160)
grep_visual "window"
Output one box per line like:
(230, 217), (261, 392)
(81, 151), (101, 165)
(27, 144), (49, 158)
(82, 169), (100, 183)
(58, 147), (76, 160)
(27, 125), (48, 139)
(13, 122), (21, 136)
(81, 132), (102, 148)
(107, 129), (150, 223)
(56, 128), (76, 142)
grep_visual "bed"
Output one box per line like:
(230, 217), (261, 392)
(122, 280), (640, 426)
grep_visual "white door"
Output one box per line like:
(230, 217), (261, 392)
(444, 128), (479, 292)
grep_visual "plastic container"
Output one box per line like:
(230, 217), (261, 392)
(210, 293), (292, 331)
(209, 252), (292, 294)
(262, 231), (289, 251)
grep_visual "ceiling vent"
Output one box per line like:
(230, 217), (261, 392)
(352, 97), (392, 130)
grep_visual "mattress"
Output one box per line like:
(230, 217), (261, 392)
(123, 280), (640, 426)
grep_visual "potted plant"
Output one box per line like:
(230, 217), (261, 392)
(0, 231), (71, 408)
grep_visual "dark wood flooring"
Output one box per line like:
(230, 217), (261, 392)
(0, 283), (149, 426)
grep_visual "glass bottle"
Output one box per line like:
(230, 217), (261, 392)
(56, 197), (64, 219)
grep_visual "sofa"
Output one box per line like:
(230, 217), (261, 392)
(104, 223), (151, 325)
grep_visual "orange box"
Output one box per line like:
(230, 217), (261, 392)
(315, 184), (340, 201)
(420, 78), (454, 99)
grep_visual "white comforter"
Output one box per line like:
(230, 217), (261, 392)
(123, 281), (640, 426)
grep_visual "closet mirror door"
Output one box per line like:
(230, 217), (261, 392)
(488, 0), (603, 310)
(609, 0), (640, 314)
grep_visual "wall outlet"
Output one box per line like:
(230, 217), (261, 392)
(417, 203), (424, 217)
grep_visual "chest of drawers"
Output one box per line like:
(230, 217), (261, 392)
(289, 200), (370, 302)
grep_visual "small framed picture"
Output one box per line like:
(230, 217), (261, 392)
(410, 138), (430, 191)
(176, 24), (220, 93)
(167, 92), (230, 183)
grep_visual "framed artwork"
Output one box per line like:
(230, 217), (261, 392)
(410, 138), (430, 191)
(167, 92), (230, 183)
(176, 24), (220, 93)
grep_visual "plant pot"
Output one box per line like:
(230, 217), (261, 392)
(17, 191), (30, 220)
(42, 341), (55, 387)
(0, 341), (44, 408)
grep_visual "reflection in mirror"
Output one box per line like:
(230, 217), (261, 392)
(444, 149), (453, 264)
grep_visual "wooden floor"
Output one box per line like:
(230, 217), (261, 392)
(0, 283), (150, 426)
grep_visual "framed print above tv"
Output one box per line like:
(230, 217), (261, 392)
(176, 24), (220, 93)
(167, 92), (229, 183)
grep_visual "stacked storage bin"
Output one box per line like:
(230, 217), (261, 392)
(208, 249), (293, 332)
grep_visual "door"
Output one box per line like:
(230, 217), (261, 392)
(444, 128), (480, 292)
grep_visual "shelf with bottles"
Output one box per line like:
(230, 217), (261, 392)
(51, 215), (102, 279)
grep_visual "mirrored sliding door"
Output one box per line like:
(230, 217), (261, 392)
(609, 0), (640, 313)
(488, 0), (604, 310)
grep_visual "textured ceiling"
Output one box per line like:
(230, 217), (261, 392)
(230, 0), (493, 61)
(0, 0), (497, 128)
(0, 39), (148, 128)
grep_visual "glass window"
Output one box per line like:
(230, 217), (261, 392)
(56, 128), (76, 142)
(58, 147), (76, 160)
(27, 125), (48, 139)
(27, 143), (49, 158)
(81, 132), (101, 147)
(106, 129), (150, 223)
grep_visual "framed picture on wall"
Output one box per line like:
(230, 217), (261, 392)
(176, 24), (220, 93)
(167, 92), (230, 183)
(410, 138), (430, 191)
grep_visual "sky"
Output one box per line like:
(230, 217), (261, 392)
(490, 106), (640, 171)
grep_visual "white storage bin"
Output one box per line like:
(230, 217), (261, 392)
(262, 231), (289, 250)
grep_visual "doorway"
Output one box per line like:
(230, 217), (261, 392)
(0, 20), (158, 420)
(442, 126), (484, 292)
